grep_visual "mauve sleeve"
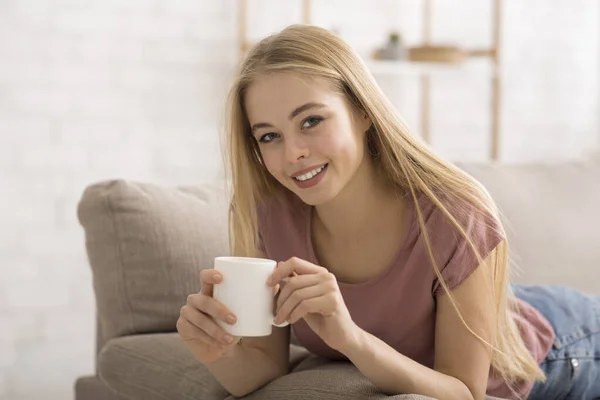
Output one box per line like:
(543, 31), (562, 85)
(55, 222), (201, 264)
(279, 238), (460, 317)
(431, 201), (505, 296)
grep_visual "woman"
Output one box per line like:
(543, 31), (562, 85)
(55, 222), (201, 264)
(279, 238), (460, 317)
(177, 25), (600, 399)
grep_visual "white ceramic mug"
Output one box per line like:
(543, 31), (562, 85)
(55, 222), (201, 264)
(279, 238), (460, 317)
(213, 256), (289, 337)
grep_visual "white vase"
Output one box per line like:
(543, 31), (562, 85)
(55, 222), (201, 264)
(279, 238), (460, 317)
(380, 41), (405, 60)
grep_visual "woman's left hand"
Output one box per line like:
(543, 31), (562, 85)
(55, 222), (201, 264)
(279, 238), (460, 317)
(268, 257), (358, 351)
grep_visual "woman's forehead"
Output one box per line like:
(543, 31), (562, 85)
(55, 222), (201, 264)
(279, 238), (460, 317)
(245, 73), (342, 121)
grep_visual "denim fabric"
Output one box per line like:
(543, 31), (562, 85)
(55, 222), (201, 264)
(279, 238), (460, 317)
(512, 284), (600, 400)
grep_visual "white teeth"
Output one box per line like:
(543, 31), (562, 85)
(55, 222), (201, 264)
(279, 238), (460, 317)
(295, 164), (326, 182)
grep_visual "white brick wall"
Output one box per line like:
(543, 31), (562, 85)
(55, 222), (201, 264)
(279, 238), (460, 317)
(0, 1), (598, 399)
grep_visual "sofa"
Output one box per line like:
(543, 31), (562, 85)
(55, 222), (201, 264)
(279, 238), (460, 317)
(73, 160), (600, 400)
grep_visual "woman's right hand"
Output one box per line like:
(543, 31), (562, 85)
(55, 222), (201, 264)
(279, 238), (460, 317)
(177, 269), (240, 365)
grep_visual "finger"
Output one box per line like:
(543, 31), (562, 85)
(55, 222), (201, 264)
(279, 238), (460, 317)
(288, 296), (326, 324)
(181, 305), (235, 345)
(177, 317), (223, 348)
(267, 260), (299, 287)
(268, 257), (324, 287)
(199, 269), (223, 297)
(187, 294), (237, 326)
(276, 274), (325, 310)
(275, 284), (328, 324)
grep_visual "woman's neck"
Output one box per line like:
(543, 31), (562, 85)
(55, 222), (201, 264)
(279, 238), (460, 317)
(313, 158), (404, 242)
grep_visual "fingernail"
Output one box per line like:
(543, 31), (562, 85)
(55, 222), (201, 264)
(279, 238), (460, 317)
(223, 334), (233, 344)
(213, 273), (221, 281)
(226, 315), (236, 324)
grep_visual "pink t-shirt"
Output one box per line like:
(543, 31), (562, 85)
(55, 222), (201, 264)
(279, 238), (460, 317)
(257, 190), (555, 400)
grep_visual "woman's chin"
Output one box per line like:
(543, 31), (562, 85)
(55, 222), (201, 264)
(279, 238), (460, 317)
(293, 186), (338, 207)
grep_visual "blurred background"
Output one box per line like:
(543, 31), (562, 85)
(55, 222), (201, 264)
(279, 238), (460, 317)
(0, 0), (598, 399)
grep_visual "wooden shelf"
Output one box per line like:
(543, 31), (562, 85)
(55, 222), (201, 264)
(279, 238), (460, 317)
(366, 59), (470, 77)
(365, 58), (498, 79)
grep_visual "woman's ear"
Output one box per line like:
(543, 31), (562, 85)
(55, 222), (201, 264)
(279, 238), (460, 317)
(356, 109), (373, 133)
(361, 111), (372, 134)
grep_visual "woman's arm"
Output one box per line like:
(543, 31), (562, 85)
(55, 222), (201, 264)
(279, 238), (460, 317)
(339, 249), (497, 400)
(206, 325), (291, 397)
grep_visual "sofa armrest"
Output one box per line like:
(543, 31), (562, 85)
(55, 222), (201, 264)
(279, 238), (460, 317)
(97, 332), (507, 400)
(98, 333), (229, 400)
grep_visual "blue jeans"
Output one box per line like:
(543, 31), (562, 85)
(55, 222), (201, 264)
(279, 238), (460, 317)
(512, 284), (600, 400)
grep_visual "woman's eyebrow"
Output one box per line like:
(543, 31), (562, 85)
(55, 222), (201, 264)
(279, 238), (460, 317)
(250, 122), (273, 132)
(288, 102), (327, 120)
(250, 102), (327, 133)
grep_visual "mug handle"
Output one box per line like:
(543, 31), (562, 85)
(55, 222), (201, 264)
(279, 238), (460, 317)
(272, 276), (290, 327)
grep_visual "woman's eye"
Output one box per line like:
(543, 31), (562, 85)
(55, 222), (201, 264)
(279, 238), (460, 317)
(258, 132), (279, 143)
(301, 116), (323, 129)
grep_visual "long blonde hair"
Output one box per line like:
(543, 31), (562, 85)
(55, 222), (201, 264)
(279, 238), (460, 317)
(224, 24), (545, 391)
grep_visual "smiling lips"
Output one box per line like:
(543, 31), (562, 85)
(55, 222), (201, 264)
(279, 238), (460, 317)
(292, 163), (328, 181)
(291, 163), (329, 189)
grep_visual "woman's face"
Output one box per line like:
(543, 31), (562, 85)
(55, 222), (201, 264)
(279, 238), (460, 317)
(244, 72), (371, 206)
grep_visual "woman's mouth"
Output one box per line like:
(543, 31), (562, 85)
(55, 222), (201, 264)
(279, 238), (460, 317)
(293, 163), (328, 182)
(292, 163), (329, 189)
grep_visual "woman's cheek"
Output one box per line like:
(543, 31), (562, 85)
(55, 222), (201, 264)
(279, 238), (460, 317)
(320, 128), (354, 156)
(261, 153), (287, 182)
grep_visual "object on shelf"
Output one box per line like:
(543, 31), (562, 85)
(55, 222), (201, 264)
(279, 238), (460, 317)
(407, 45), (466, 64)
(375, 31), (406, 61)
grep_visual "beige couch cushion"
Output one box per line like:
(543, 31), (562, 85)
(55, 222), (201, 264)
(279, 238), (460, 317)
(77, 180), (230, 346)
(99, 334), (229, 400)
(459, 161), (600, 294)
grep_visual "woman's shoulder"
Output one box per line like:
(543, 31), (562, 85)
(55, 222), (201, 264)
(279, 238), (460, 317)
(410, 188), (503, 238)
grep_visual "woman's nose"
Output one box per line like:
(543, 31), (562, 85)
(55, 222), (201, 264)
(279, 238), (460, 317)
(284, 135), (309, 161)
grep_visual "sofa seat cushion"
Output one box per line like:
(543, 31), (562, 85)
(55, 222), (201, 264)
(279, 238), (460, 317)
(75, 375), (127, 400)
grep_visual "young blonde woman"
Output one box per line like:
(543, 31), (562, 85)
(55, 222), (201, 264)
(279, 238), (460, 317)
(177, 25), (600, 400)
